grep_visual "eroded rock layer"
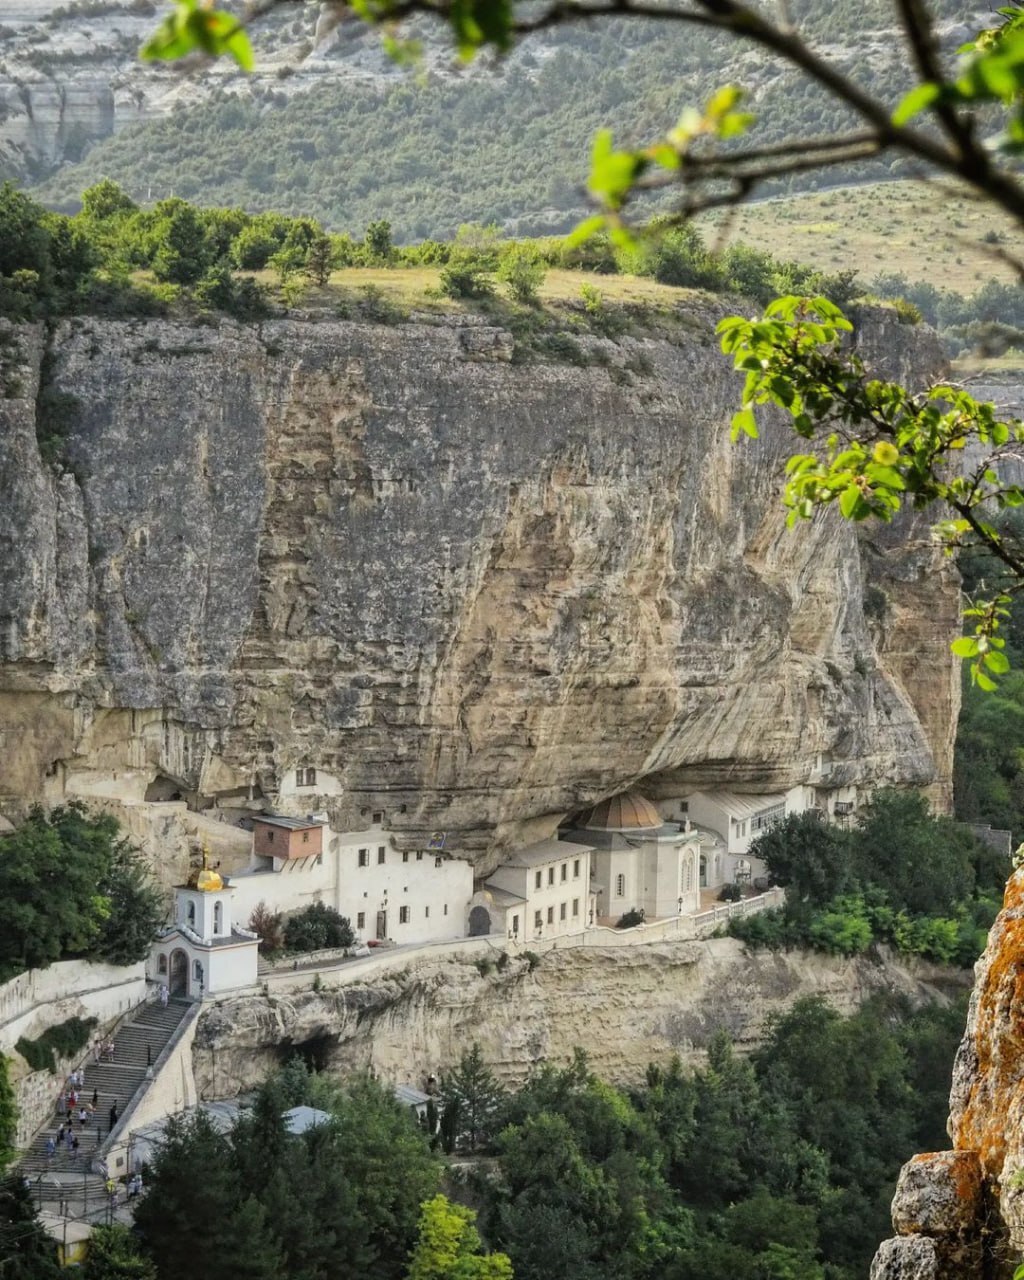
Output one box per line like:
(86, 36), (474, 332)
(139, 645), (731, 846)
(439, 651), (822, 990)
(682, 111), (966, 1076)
(0, 306), (955, 869)
(191, 936), (968, 1096)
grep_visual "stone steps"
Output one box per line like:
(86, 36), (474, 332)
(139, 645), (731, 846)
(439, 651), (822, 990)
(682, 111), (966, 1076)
(19, 997), (191, 1202)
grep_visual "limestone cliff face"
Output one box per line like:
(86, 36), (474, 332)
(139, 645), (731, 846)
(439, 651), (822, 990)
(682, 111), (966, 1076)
(190, 936), (968, 1097)
(0, 305), (955, 872)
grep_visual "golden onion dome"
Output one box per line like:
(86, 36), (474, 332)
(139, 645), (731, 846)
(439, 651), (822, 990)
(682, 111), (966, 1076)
(189, 843), (224, 893)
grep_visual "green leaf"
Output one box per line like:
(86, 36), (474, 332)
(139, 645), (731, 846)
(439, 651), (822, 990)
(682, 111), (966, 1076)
(838, 485), (862, 518)
(986, 649), (1011, 673)
(976, 669), (998, 691)
(565, 215), (606, 248)
(730, 407), (758, 442)
(892, 81), (942, 125)
(951, 637), (980, 657)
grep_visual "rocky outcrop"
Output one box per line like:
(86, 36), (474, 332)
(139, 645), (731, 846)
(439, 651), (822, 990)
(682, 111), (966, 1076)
(190, 936), (969, 1097)
(0, 306), (956, 875)
(872, 869), (1024, 1278)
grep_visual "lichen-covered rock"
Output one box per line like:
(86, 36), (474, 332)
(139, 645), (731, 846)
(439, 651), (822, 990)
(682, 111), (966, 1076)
(870, 1236), (943, 1280)
(0, 309), (956, 874)
(891, 1151), (984, 1237)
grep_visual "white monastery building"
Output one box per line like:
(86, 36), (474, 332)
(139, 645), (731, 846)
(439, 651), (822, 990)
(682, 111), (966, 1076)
(225, 813), (474, 947)
(470, 838), (596, 940)
(561, 791), (705, 920)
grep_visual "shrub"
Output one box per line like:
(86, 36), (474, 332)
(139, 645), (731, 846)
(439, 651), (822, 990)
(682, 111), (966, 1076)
(718, 884), (743, 902)
(439, 260), (495, 299)
(16, 1016), (97, 1074)
(283, 902), (354, 952)
(249, 901), (284, 955)
(522, 951), (541, 971)
(893, 297), (923, 325)
(498, 243), (546, 304)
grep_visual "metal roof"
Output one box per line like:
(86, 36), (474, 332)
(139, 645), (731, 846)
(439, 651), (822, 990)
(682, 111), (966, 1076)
(394, 1085), (432, 1107)
(690, 791), (786, 822)
(501, 838), (592, 868)
(579, 790), (662, 832)
(252, 814), (326, 831)
(283, 1106), (332, 1134)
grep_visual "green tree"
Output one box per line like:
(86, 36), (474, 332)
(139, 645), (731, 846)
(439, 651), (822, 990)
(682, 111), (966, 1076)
(497, 243), (545, 304)
(407, 1195), (513, 1280)
(0, 1057), (15, 1171)
(439, 1044), (505, 1152)
(283, 902), (355, 952)
(749, 813), (849, 906)
(304, 232), (334, 287)
(364, 220), (394, 264)
(132, 1110), (283, 1280)
(0, 1176), (62, 1280)
(148, 199), (211, 285)
(82, 1224), (157, 1280)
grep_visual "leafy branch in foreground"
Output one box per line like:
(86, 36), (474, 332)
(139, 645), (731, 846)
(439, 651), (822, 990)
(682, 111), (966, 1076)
(718, 295), (1024, 688)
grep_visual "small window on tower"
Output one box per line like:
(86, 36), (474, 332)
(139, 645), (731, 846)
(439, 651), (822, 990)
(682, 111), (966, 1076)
(357, 912), (365, 929)
(616, 874), (625, 897)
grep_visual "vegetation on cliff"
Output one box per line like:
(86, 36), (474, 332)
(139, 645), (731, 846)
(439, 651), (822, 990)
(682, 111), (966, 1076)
(0, 804), (163, 980)
(730, 791), (1005, 962)
(4, 995), (956, 1280)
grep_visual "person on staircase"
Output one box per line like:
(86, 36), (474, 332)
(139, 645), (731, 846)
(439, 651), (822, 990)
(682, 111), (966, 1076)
(108, 1102), (118, 1135)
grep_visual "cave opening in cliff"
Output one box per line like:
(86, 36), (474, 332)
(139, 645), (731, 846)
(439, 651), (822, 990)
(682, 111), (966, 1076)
(275, 1032), (335, 1075)
(145, 773), (185, 804)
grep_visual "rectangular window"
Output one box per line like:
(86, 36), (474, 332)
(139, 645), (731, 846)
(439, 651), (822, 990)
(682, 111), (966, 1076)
(547, 867), (555, 886)
(573, 859), (580, 878)
(315, 853), (323, 866)
(547, 906), (554, 924)
(403, 851), (410, 863)
(572, 898), (579, 916)
(358, 848), (369, 867)
(399, 906), (410, 924)
(425, 906), (430, 918)
(616, 873), (625, 897)
(534, 910), (543, 930)
(296, 767), (316, 787)
(378, 846), (386, 864)
(559, 902), (567, 921)
(357, 912), (365, 929)
(512, 914), (519, 934)
(372, 811), (384, 824)
(560, 863), (567, 882)
(302, 831), (309, 843)
(535, 870), (542, 890)
(416, 852), (423, 861)
(444, 903), (448, 915)
(267, 829), (275, 843)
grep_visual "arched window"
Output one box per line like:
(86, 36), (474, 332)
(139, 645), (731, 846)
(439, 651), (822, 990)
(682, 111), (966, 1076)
(213, 902), (223, 934)
(157, 954), (168, 974)
(684, 858), (693, 893)
(699, 854), (708, 888)
(187, 901), (196, 929)
(615, 873), (625, 898)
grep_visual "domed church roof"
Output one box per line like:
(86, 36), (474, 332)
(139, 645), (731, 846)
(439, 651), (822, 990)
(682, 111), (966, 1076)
(188, 843), (224, 893)
(579, 790), (662, 833)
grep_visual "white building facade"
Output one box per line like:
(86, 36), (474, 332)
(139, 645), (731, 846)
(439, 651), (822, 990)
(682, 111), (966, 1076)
(149, 854), (259, 997)
(226, 815), (474, 947)
(474, 839), (596, 940)
(561, 791), (704, 920)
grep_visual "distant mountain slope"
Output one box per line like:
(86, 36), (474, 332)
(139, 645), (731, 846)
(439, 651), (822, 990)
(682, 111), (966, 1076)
(20, 0), (974, 239)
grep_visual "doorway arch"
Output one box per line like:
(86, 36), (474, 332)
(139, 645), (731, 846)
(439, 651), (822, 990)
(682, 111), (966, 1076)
(468, 905), (492, 937)
(169, 949), (189, 997)
(699, 853), (708, 888)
